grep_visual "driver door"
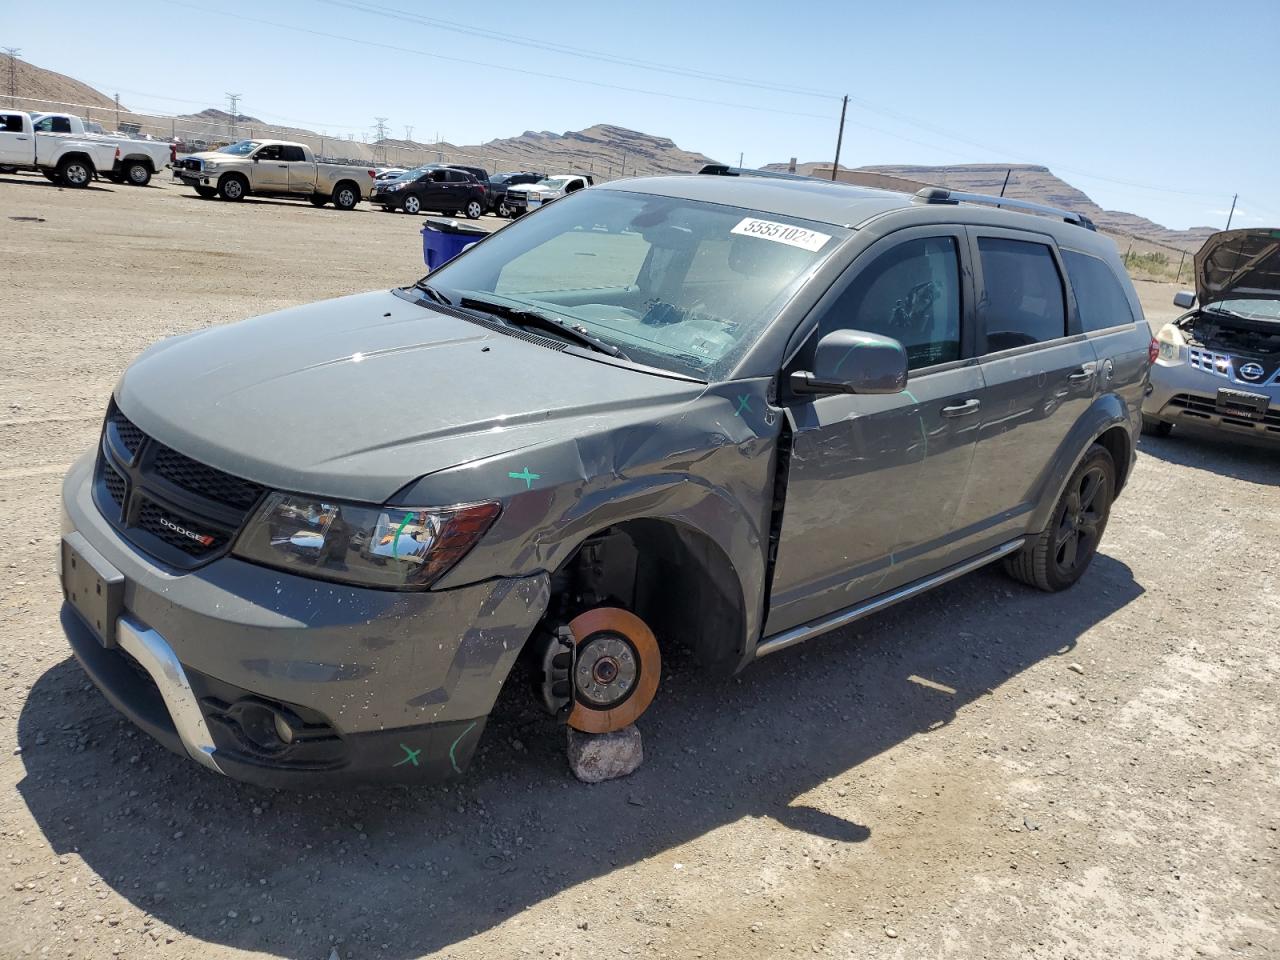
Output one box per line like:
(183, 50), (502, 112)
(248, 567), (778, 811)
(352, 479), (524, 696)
(252, 144), (289, 191)
(765, 226), (988, 635)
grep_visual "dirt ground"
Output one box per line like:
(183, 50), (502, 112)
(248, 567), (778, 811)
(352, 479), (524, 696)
(0, 173), (1276, 960)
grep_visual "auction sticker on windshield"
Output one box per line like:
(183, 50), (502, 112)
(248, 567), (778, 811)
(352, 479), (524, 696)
(731, 217), (831, 252)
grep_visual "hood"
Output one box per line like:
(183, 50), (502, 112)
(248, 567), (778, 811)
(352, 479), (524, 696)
(1194, 228), (1280, 307)
(115, 291), (701, 504)
(513, 183), (554, 195)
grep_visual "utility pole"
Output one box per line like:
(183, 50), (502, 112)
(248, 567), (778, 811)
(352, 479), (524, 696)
(1225, 193), (1238, 230)
(225, 93), (241, 140)
(738, 151), (744, 169)
(831, 94), (849, 182)
(404, 124), (413, 142)
(3, 48), (20, 106)
(620, 148), (627, 178)
(114, 93), (121, 131)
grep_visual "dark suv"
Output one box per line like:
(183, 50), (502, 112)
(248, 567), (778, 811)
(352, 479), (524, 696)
(370, 165), (488, 218)
(58, 176), (1150, 787)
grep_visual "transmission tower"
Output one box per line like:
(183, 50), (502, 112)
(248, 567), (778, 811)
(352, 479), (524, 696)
(3, 48), (19, 107)
(404, 125), (413, 142)
(226, 93), (241, 139)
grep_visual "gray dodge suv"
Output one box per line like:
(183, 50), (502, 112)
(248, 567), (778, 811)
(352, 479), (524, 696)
(58, 176), (1151, 787)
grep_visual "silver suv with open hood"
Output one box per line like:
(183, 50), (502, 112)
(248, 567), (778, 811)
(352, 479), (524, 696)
(1144, 228), (1280, 442)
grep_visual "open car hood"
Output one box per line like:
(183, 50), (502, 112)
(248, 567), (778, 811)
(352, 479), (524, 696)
(1195, 228), (1280, 307)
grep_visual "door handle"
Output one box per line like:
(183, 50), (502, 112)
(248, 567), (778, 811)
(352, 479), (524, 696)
(277, 164), (287, 168)
(1067, 363), (1097, 384)
(941, 399), (981, 417)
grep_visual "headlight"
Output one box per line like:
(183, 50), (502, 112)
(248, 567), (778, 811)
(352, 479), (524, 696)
(1156, 323), (1187, 364)
(233, 493), (500, 590)
(388, 182), (406, 191)
(203, 161), (218, 172)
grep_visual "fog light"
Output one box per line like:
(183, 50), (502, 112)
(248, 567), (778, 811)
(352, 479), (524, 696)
(273, 712), (295, 745)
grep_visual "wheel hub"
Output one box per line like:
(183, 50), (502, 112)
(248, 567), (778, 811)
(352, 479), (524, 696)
(574, 632), (638, 709)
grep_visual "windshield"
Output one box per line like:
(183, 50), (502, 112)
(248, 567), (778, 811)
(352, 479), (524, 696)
(420, 188), (848, 379)
(217, 140), (261, 156)
(1206, 299), (1280, 322)
(537, 177), (573, 189)
(392, 164), (438, 181)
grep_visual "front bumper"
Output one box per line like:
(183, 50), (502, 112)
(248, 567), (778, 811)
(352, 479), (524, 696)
(1143, 360), (1280, 442)
(59, 453), (551, 787)
(174, 169), (213, 187)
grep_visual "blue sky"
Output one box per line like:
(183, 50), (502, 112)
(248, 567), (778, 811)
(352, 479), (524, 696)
(4, 0), (1278, 230)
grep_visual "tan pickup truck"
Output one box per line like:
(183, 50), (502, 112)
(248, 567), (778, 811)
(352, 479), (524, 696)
(173, 139), (375, 209)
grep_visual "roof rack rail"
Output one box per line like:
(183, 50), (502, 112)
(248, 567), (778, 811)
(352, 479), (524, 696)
(913, 187), (1096, 231)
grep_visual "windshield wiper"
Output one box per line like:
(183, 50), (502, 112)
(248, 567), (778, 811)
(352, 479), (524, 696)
(414, 280), (453, 306)
(459, 296), (630, 360)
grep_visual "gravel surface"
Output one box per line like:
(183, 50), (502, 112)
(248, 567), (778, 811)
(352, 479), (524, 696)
(1, 173), (1276, 960)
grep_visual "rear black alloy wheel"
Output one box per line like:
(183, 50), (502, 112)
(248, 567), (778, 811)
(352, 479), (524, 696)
(1004, 444), (1115, 592)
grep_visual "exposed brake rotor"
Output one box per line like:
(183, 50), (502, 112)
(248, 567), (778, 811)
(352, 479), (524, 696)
(566, 607), (661, 734)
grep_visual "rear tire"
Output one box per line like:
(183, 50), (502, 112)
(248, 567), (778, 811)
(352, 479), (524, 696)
(1004, 444), (1115, 592)
(218, 174), (247, 201)
(464, 199), (483, 220)
(1141, 414), (1173, 438)
(194, 185), (217, 199)
(332, 182), (358, 210)
(123, 161), (151, 186)
(56, 156), (93, 188)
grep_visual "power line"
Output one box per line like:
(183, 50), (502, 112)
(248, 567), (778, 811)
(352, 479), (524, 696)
(316, 0), (841, 102)
(158, 0), (836, 123)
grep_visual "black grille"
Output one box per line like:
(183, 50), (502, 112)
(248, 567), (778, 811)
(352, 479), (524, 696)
(1168, 393), (1280, 430)
(153, 446), (265, 510)
(93, 404), (265, 569)
(107, 403), (145, 457)
(137, 500), (228, 556)
(102, 461), (127, 508)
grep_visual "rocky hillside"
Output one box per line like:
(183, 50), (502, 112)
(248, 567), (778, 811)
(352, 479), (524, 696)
(768, 160), (1216, 252)
(0, 53), (115, 111)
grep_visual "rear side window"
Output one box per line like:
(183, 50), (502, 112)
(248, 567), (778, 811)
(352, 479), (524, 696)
(820, 236), (962, 370)
(977, 237), (1066, 351)
(280, 145), (306, 162)
(0, 113), (24, 132)
(34, 116), (72, 133)
(1062, 250), (1134, 331)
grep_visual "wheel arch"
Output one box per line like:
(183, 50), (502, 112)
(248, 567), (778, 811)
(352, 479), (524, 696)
(545, 515), (749, 675)
(58, 151), (97, 173)
(1029, 394), (1134, 534)
(218, 170), (249, 190)
(122, 153), (155, 171)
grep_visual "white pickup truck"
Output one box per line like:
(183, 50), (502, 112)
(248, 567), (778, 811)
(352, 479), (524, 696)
(30, 113), (173, 186)
(503, 173), (594, 217)
(172, 139), (376, 210)
(0, 109), (119, 187)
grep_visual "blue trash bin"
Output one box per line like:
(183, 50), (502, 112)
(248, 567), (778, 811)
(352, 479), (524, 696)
(421, 217), (488, 271)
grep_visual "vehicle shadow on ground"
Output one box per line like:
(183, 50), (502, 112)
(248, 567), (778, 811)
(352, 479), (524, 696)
(16, 556), (1141, 958)
(0, 174), (115, 193)
(1139, 431), (1278, 486)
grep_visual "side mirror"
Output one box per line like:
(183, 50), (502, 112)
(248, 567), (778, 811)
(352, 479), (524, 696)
(791, 330), (908, 396)
(1173, 290), (1195, 309)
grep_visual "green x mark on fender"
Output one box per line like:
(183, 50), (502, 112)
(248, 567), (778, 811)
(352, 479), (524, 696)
(393, 743), (422, 767)
(508, 467), (540, 489)
(734, 395), (752, 416)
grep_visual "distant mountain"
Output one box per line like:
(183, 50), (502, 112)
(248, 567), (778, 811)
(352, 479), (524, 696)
(766, 161), (1216, 252)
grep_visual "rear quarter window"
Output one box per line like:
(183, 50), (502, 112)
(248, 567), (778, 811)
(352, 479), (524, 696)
(1062, 250), (1135, 332)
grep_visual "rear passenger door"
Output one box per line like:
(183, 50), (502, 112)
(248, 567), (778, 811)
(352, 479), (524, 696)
(954, 228), (1099, 543)
(280, 145), (313, 193)
(252, 144), (289, 192)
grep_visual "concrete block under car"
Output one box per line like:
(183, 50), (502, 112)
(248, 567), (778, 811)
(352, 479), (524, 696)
(567, 725), (643, 783)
